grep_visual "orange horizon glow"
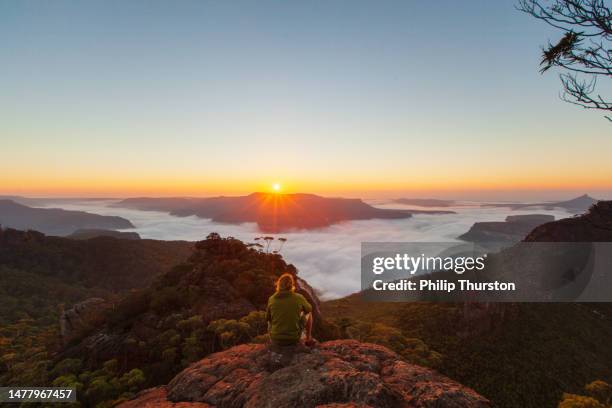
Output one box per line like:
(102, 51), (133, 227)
(4, 156), (612, 199)
(2, 176), (612, 200)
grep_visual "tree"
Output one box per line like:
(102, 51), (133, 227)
(584, 380), (612, 405)
(517, 0), (611, 121)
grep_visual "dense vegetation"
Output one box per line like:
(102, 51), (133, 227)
(559, 380), (612, 408)
(323, 297), (612, 408)
(0, 228), (193, 406)
(0, 228), (192, 291)
(1, 232), (332, 406)
(0, 266), (95, 326)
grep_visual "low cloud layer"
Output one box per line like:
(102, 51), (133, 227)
(42, 200), (572, 300)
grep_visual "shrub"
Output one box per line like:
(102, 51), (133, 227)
(51, 358), (82, 378)
(558, 380), (612, 408)
(239, 311), (268, 337)
(558, 393), (606, 408)
(119, 368), (146, 391)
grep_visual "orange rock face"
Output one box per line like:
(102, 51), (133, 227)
(119, 340), (489, 408)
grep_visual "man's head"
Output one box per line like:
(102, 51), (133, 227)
(275, 273), (295, 292)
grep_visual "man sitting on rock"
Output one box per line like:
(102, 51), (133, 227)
(266, 273), (315, 347)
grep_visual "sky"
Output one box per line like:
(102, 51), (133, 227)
(1, 0), (611, 200)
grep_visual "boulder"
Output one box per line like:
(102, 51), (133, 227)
(119, 340), (489, 408)
(60, 297), (109, 343)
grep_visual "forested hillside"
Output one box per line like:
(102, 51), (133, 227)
(0, 228), (193, 405)
(0, 232), (334, 406)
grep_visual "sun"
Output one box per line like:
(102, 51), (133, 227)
(272, 183), (281, 192)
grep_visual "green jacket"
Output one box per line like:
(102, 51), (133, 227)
(266, 290), (312, 343)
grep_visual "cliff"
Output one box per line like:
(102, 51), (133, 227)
(119, 340), (489, 408)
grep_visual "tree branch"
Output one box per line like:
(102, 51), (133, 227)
(518, 0), (611, 121)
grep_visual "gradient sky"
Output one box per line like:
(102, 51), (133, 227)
(1, 0), (611, 200)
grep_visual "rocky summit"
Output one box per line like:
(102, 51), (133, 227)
(119, 340), (489, 408)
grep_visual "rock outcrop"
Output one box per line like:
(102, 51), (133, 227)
(119, 340), (489, 408)
(60, 298), (110, 343)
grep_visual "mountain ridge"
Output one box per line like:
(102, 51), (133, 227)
(482, 194), (598, 212)
(0, 199), (134, 236)
(0, 227), (192, 292)
(113, 193), (454, 233)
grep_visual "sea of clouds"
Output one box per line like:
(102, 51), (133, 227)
(39, 200), (573, 300)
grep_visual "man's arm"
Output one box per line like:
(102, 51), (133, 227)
(299, 294), (312, 314)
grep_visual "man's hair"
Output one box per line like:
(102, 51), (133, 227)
(275, 273), (295, 292)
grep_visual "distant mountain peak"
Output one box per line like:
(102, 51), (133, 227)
(565, 193), (594, 200)
(555, 194), (598, 209)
